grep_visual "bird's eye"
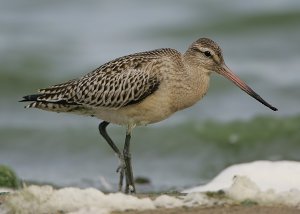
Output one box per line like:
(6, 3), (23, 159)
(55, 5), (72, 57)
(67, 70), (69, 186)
(204, 51), (212, 57)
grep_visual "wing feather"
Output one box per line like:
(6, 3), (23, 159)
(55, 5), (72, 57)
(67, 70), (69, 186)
(22, 48), (179, 110)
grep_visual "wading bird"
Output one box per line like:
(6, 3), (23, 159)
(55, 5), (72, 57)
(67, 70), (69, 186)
(21, 38), (277, 193)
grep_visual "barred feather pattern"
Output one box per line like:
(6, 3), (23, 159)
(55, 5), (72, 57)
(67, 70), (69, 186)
(25, 48), (180, 111)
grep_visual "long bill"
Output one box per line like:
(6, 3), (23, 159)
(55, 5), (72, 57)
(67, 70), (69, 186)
(218, 64), (278, 111)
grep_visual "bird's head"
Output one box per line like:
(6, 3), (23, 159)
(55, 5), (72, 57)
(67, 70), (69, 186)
(185, 37), (278, 111)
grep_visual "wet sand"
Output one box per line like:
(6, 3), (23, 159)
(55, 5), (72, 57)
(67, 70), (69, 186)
(118, 204), (300, 214)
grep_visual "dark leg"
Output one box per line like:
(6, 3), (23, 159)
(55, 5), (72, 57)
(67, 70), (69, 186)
(123, 132), (136, 193)
(98, 121), (125, 192)
(99, 121), (120, 154)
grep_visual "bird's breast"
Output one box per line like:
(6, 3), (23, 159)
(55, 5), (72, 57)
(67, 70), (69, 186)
(169, 73), (210, 112)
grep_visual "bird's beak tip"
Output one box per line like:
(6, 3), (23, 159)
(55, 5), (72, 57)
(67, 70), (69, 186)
(218, 65), (278, 112)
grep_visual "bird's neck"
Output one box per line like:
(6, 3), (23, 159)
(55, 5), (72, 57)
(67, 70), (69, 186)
(169, 60), (211, 111)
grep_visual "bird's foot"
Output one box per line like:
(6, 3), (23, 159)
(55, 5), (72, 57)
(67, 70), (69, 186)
(123, 152), (136, 194)
(116, 154), (136, 194)
(126, 184), (135, 194)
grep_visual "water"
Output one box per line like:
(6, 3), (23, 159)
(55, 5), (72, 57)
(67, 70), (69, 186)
(0, 0), (300, 192)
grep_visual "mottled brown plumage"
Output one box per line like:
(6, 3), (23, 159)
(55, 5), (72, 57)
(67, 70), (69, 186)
(21, 38), (277, 193)
(24, 48), (181, 112)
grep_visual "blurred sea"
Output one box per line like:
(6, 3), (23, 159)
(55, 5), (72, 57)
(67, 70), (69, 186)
(1, 0), (300, 192)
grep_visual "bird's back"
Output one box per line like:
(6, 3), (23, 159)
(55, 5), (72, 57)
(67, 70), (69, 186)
(21, 48), (181, 117)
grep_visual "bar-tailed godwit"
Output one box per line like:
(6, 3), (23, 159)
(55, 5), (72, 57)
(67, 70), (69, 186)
(21, 38), (277, 193)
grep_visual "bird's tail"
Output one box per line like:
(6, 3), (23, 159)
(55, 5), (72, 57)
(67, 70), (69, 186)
(19, 94), (40, 102)
(19, 94), (43, 108)
(20, 91), (85, 114)
(20, 92), (63, 109)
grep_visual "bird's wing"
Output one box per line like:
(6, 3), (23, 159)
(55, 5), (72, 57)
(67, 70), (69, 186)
(25, 49), (178, 109)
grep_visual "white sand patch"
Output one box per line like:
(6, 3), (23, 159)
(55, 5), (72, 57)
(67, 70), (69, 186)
(153, 195), (183, 208)
(1, 186), (217, 214)
(227, 176), (300, 207)
(2, 186), (155, 214)
(184, 160), (300, 193)
(185, 175), (300, 208)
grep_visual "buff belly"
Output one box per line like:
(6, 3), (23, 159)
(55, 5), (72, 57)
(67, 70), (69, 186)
(94, 91), (174, 126)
